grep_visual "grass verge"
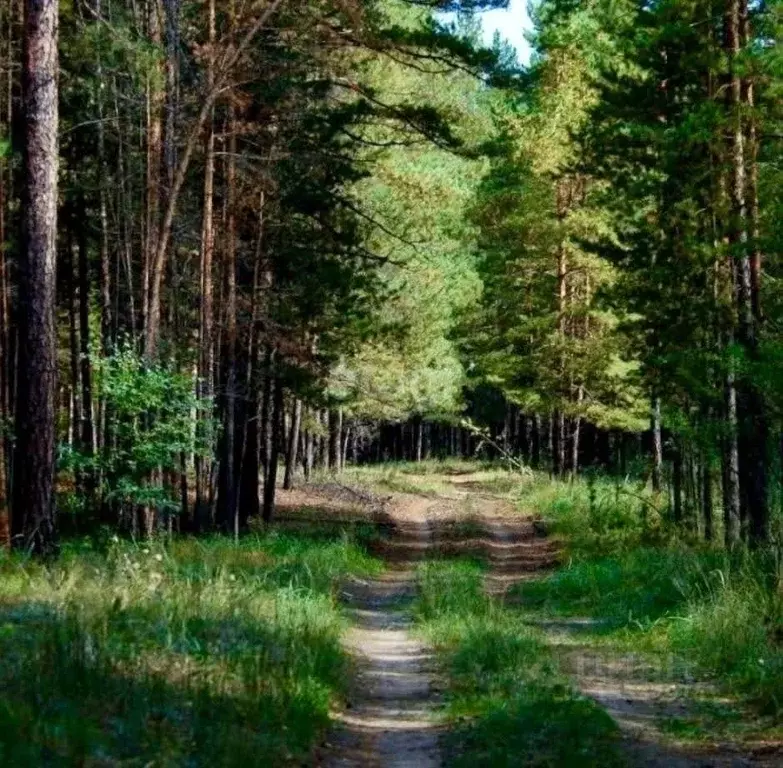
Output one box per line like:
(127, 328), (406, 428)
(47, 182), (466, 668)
(414, 559), (625, 767)
(0, 528), (381, 766)
(517, 473), (783, 723)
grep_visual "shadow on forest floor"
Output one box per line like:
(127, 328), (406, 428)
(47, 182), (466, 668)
(0, 523), (382, 766)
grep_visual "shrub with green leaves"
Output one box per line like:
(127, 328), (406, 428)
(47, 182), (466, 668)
(60, 345), (214, 518)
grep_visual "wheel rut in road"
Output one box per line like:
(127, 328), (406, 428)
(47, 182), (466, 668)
(318, 487), (556, 767)
(320, 499), (442, 768)
(310, 475), (781, 767)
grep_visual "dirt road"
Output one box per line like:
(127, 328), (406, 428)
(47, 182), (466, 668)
(316, 480), (554, 767)
(298, 472), (779, 767)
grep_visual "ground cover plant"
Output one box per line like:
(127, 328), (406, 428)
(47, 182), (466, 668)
(516, 474), (783, 725)
(413, 559), (626, 767)
(0, 530), (381, 766)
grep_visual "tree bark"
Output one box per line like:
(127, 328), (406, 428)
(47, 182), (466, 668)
(0, 0), (12, 547)
(725, 0), (768, 543)
(651, 396), (663, 494)
(329, 408), (341, 473)
(739, 0), (761, 326)
(259, 349), (273, 472)
(342, 425), (350, 469)
(219, 96), (238, 534)
(283, 398), (302, 490)
(722, 368), (742, 546)
(672, 440), (683, 525)
(303, 411), (314, 480)
(194, 0), (216, 530)
(570, 417), (581, 478)
(12, 0), (59, 555)
(65, 228), (81, 450)
(238, 387), (260, 527)
(702, 452), (713, 542)
(531, 414), (541, 468)
(142, 0), (163, 344)
(262, 377), (283, 523)
(237, 196), (265, 527)
(553, 411), (565, 478)
(414, 416), (423, 462)
(112, 78), (136, 336)
(76, 199), (96, 500)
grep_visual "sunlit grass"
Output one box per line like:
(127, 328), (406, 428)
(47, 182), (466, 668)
(0, 530), (382, 766)
(336, 458), (518, 497)
(336, 464), (455, 495)
(413, 559), (625, 766)
(517, 505), (783, 717)
(387, 460), (783, 742)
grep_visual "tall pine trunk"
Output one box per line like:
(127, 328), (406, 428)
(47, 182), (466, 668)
(283, 398), (302, 490)
(142, 0), (163, 348)
(722, 367), (742, 546)
(238, 198), (265, 527)
(77, 198), (95, 475)
(672, 439), (683, 525)
(65, 227), (81, 451)
(0, 0), (11, 547)
(531, 414), (541, 468)
(702, 451), (713, 542)
(259, 349), (274, 472)
(219, 99), (238, 534)
(725, 0), (768, 544)
(329, 409), (341, 473)
(651, 396), (663, 493)
(262, 377), (283, 522)
(12, 0), (59, 555)
(414, 416), (423, 462)
(303, 410), (314, 480)
(194, 0), (216, 530)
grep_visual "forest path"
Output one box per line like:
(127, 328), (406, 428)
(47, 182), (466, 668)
(303, 470), (780, 767)
(439, 478), (780, 767)
(316, 475), (556, 767)
(319, 496), (443, 767)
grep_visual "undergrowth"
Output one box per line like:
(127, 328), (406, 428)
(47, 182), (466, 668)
(513, 472), (664, 555)
(414, 560), (625, 767)
(0, 529), (381, 766)
(517, 474), (783, 719)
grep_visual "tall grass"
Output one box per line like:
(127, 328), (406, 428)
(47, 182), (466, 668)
(514, 472), (664, 556)
(518, 475), (783, 717)
(414, 560), (624, 766)
(0, 530), (381, 766)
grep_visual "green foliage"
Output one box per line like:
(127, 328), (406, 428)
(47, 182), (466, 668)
(60, 347), (214, 514)
(326, 3), (497, 423)
(0, 529), (381, 765)
(510, 472), (662, 556)
(415, 559), (490, 620)
(666, 558), (783, 715)
(519, 548), (713, 626)
(462, 20), (648, 432)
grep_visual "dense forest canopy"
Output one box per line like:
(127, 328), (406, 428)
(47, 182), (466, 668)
(0, 0), (782, 553)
